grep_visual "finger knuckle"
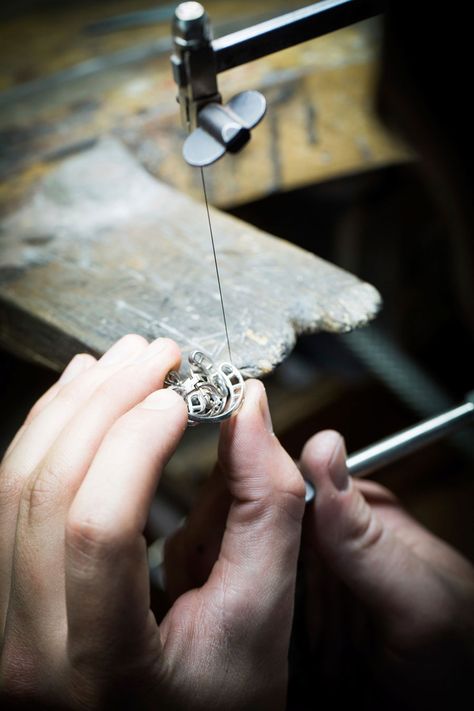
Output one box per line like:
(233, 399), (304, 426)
(71, 352), (96, 370)
(344, 496), (384, 553)
(272, 469), (306, 523)
(54, 383), (84, 411)
(285, 468), (307, 501)
(100, 333), (148, 363)
(158, 337), (181, 357)
(85, 368), (148, 420)
(20, 463), (63, 524)
(240, 489), (304, 529)
(94, 373), (131, 405)
(107, 414), (145, 446)
(66, 512), (127, 562)
(232, 466), (306, 527)
(276, 486), (306, 524)
(119, 333), (149, 349)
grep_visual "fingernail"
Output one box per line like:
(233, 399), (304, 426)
(58, 354), (91, 384)
(134, 338), (169, 363)
(258, 387), (273, 433)
(100, 336), (145, 365)
(141, 388), (183, 410)
(328, 438), (349, 492)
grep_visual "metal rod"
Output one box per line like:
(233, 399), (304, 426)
(213, 0), (385, 73)
(347, 398), (474, 478)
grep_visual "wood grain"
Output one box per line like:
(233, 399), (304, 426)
(0, 139), (381, 375)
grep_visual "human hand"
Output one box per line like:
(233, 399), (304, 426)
(0, 336), (306, 710)
(157, 377), (306, 710)
(300, 430), (474, 707)
(168, 425), (474, 708)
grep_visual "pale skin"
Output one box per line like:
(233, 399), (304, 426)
(0, 334), (473, 710)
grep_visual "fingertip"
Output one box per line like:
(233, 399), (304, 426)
(156, 338), (182, 376)
(301, 433), (413, 624)
(159, 337), (181, 353)
(141, 387), (186, 413)
(244, 379), (273, 431)
(300, 430), (348, 492)
(80, 353), (98, 366)
(99, 333), (149, 365)
(152, 337), (182, 362)
(240, 378), (264, 409)
(58, 352), (97, 385)
(301, 430), (344, 474)
(132, 337), (182, 366)
(218, 379), (305, 510)
(220, 379), (272, 448)
(165, 338), (183, 371)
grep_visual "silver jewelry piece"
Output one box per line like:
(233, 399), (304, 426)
(165, 350), (244, 425)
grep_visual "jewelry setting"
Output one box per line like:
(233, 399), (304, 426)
(165, 350), (244, 425)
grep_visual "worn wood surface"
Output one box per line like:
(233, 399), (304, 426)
(0, 139), (381, 376)
(0, 1), (410, 213)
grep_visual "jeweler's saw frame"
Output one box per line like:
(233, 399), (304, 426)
(171, 0), (384, 166)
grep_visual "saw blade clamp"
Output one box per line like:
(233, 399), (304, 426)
(171, 2), (266, 166)
(165, 350), (245, 425)
(171, 2), (384, 166)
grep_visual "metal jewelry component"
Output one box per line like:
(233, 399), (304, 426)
(165, 350), (245, 425)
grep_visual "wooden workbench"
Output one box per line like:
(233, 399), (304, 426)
(0, 138), (381, 374)
(0, 1), (394, 372)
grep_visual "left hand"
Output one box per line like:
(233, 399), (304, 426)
(0, 335), (306, 710)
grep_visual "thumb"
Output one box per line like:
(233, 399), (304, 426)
(300, 430), (444, 644)
(207, 380), (306, 639)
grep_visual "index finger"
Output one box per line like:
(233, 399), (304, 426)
(65, 387), (187, 673)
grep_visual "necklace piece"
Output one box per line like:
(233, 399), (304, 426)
(165, 351), (244, 425)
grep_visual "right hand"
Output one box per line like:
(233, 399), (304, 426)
(166, 426), (474, 709)
(300, 430), (474, 707)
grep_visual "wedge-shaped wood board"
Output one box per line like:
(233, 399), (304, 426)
(0, 139), (381, 376)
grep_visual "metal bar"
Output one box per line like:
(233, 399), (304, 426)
(347, 398), (474, 478)
(213, 0), (385, 73)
